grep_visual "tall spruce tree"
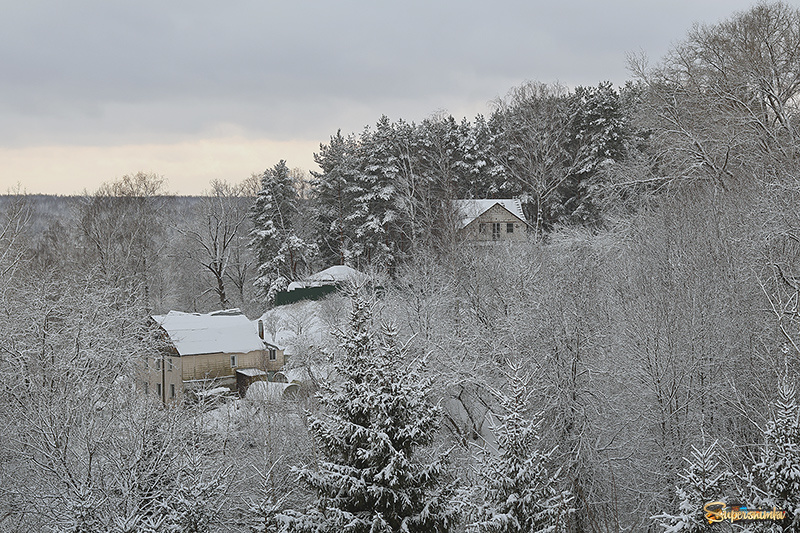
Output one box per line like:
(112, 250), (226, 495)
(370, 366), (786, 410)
(280, 290), (455, 532)
(457, 114), (506, 200)
(470, 362), (572, 533)
(412, 115), (470, 249)
(312, 131), (361, 267)
(250, 160), (316, 301)
(562, 81), (628, 225)
(752, 377), (800, 529)
(350, 116), (409, 270)
(652, 441), (729, 533)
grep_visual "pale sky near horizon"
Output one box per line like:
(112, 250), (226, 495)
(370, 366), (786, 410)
(0, 0), (775, 196)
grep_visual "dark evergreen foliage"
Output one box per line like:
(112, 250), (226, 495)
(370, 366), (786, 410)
(250, 160), (316, 300)
(278, 291), (456, 532)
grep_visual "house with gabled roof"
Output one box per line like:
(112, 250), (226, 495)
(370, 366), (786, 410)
(146, 308), (284, 403)
(453, 199), (529, 242)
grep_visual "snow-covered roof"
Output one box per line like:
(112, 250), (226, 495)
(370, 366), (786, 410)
(286, 281), (304, 291)
(153, 309), (266, 356)
(285, 265), (365, 293)
(236, 368), (267, 377)
(255, 299), (335, 355)
(305, 265), (364, 284)
(453, 199), (527, 229)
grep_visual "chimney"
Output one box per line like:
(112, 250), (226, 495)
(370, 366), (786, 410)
(258, 319), (264, 340)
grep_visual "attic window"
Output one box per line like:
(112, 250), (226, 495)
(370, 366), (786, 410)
(269, 348), (277, 361)
(230, 355), (238, 368)
(506, 223), (514, 233)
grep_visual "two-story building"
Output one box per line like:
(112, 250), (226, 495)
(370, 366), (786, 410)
(454, 199), (529, 242)
(147, 309), (284, 403)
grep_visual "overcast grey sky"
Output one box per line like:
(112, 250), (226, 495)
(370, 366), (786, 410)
(0, 0), (774, 195)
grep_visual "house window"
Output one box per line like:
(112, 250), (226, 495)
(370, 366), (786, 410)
(269, 348), (277, 361)
(170, 384), (176, 399)
(507, 222), (514, 233)
(157, 383), (162, 397)
(492, 222), (501, 240)
(144, 382), (148, 394)
(230, 354), (238, 368)
(479, 223), (486, 233)
(167, 358), (173, 372)
(156, 358), (161, 370)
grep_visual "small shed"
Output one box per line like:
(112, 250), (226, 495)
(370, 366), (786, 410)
(276, 265), (366, 305)
(236, 368), (269, 397)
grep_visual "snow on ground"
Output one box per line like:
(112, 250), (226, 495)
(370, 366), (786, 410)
(197, 396), (305, 437)
(275, 365), (336, 384)
(196, 386), (231, 397)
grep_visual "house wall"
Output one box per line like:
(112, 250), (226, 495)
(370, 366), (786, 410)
(461, 204), (527, 242)
(142, 353), (184, 403)
(142, 347), (286, 403)
(181, 349), (264, 381)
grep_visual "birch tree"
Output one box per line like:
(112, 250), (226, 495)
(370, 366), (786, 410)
(490, 82), (577, 237)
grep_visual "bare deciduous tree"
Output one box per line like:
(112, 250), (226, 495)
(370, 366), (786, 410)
(491, 82), (581, 237)
(77, 172), (168, 309)
(631, 2), (800, 188)
(179, 179), (253, 310)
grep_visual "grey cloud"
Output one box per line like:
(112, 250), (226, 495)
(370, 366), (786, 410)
(0, 0), (762, 146)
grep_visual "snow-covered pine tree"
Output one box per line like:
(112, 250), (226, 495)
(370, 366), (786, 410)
(412, 115), (470, 249)
(469, 361), (572, 533)
(161, 453), (231, 533)
(752, 377), (800, 529)
(311, 131), (361, 267)
(457, 114), (507, 201)
(250, 160), (315, 300)
(652, 440), (729, 533)
(562, 81), (628, 225)
(282, 290), (456, 533)
(348, 116), (410, 270)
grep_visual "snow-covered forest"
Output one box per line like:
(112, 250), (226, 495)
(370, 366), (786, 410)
(3, 3), (800, 532)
